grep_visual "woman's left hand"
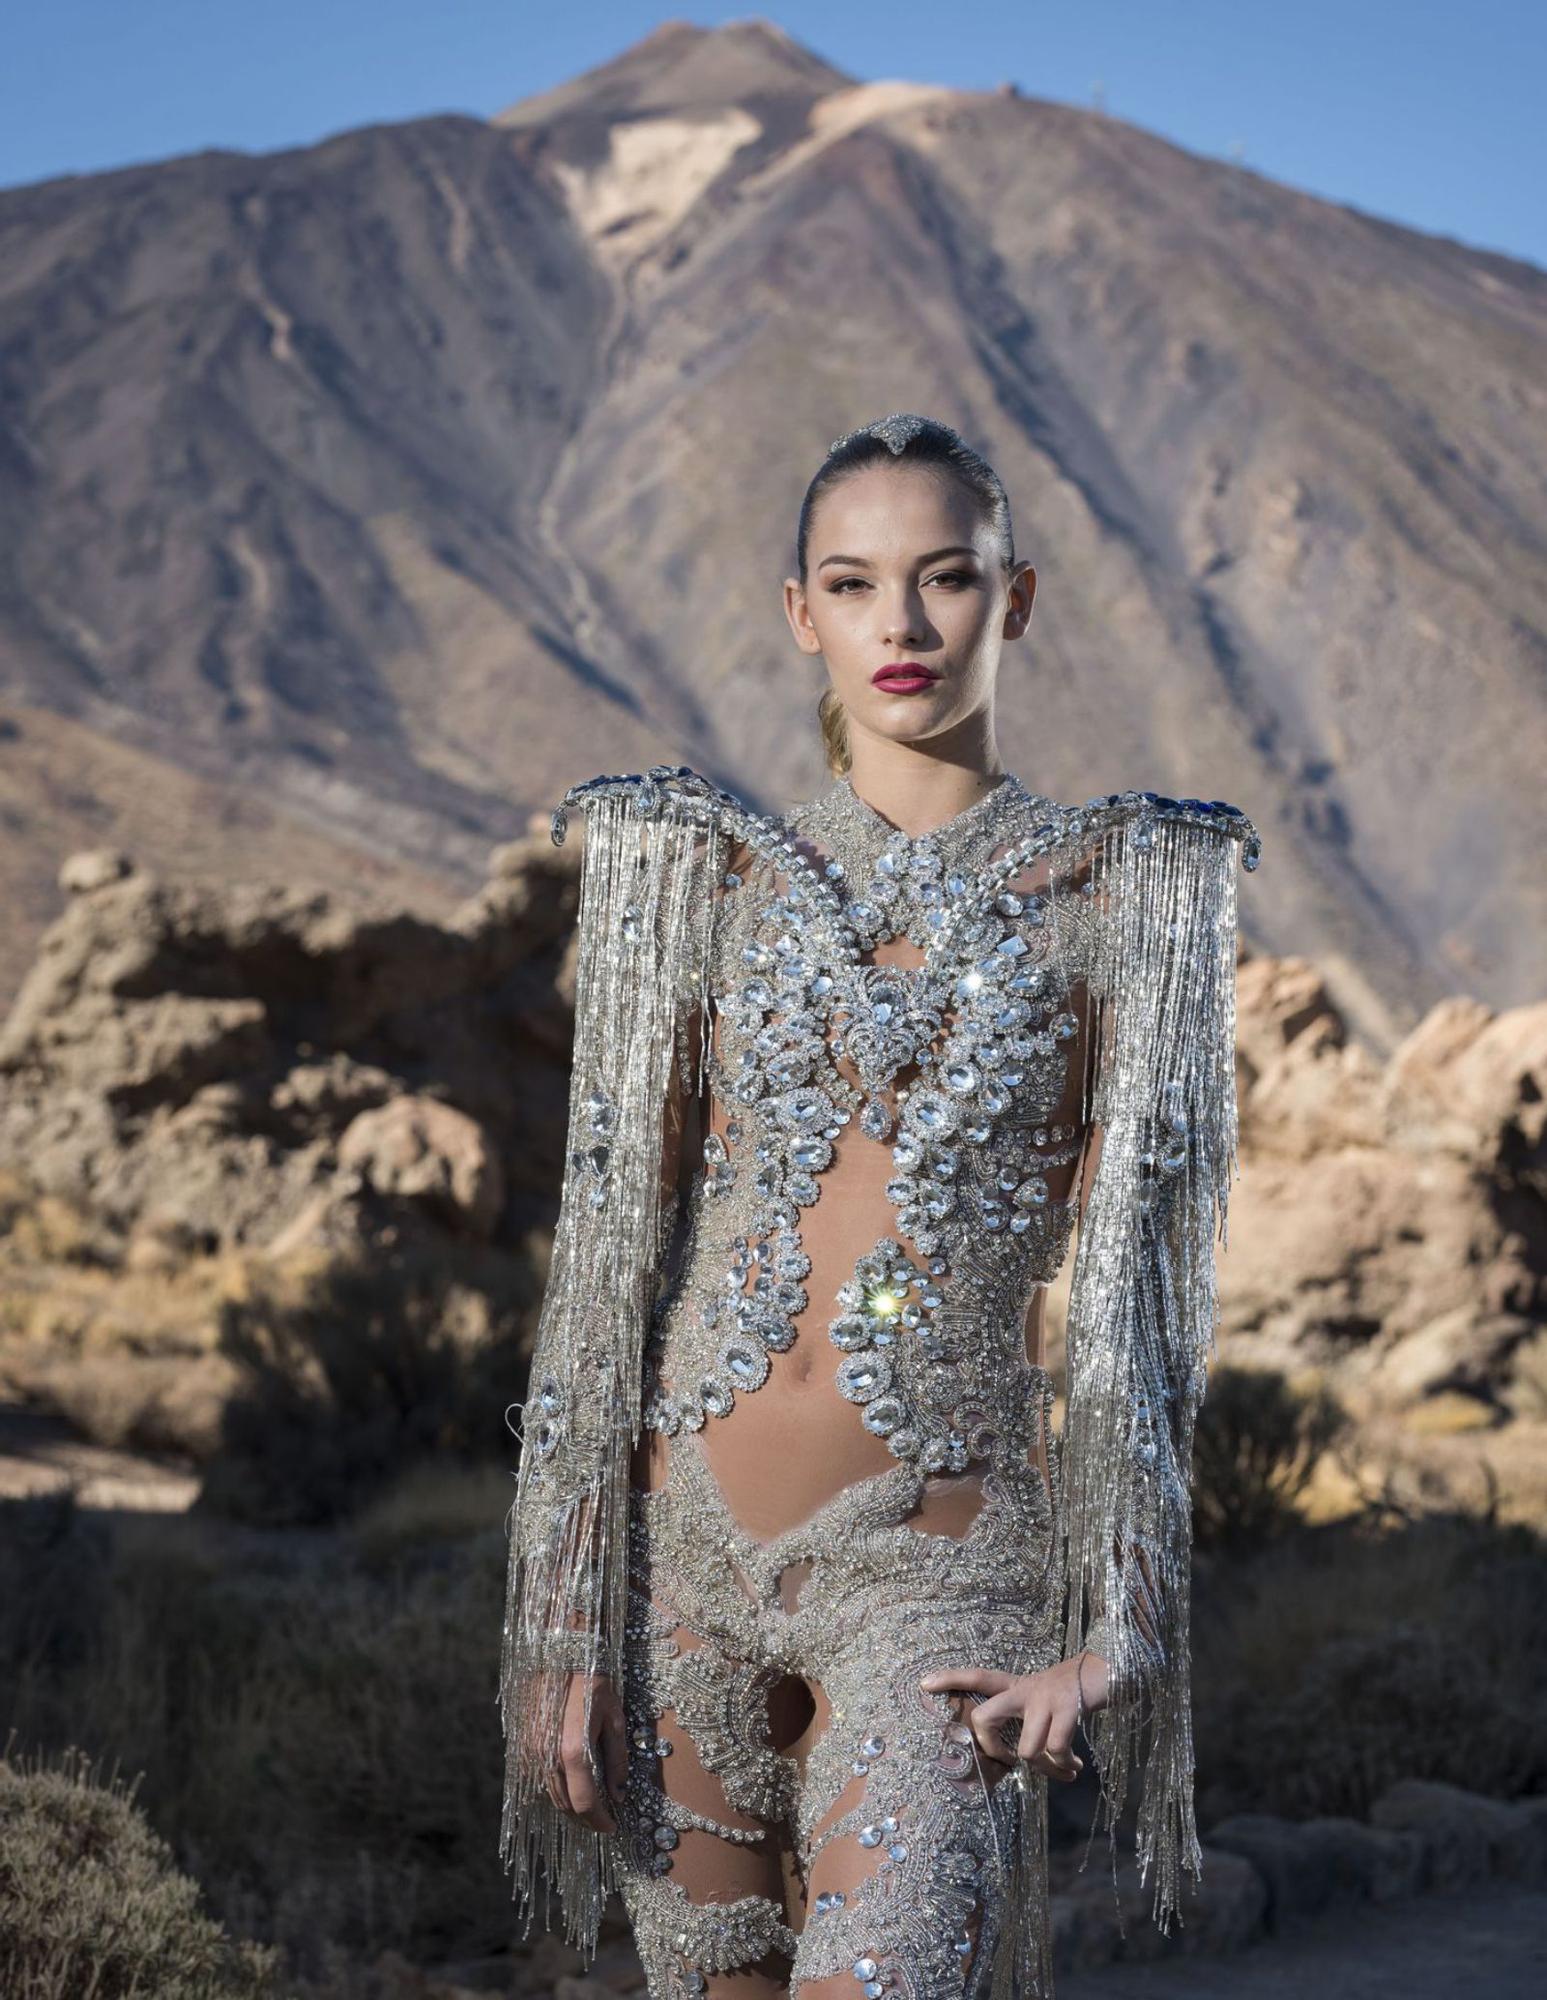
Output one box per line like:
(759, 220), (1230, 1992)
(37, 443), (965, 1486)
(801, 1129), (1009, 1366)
(920, 1653), (1109, 1785)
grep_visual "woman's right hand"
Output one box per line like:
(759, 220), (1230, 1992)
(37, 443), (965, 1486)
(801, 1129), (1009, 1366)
(545, 1671), (629, 1832)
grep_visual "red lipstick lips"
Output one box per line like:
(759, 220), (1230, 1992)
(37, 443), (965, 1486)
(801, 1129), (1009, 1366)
(871, 662), (939, 692)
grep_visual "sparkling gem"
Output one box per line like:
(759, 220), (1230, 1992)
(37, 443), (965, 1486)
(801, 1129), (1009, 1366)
(862, 1395), (905, 1436)
(699, 1379), (734, 1418)
(720, 1337), (769, 1388)
(904, 1092), (959, 1135)
(653, 1823), (678, 1850)
(837, 1354), (892, 1403)
(860, 1099), (893, 1139)
(830, 1313), (873, 1352)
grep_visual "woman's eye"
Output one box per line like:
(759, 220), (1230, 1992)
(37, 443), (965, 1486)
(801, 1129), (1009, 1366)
(829, 572), (973, 593)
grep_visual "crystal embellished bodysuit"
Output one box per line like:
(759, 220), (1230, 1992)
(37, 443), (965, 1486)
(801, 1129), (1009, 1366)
(499, 765), (1261, 1998)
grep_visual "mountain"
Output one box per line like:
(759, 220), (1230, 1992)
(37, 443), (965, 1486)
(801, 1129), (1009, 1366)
(1, 18), (1544, 1042)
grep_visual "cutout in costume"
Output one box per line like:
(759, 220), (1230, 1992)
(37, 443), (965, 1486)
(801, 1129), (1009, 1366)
(498, 763), (1260, 1995)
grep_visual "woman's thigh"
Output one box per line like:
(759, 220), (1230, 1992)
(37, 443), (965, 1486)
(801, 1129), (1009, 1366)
(614, 1605), (800, 1999)
(784, 1608), (1032, 2000)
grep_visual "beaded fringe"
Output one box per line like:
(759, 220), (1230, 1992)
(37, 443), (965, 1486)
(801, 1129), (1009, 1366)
(498, 788), (722, 1952)
(988, 1770), (1055, 1999)
(1058, 810), (1242, 1938)
(498, 776), (1248, 1966)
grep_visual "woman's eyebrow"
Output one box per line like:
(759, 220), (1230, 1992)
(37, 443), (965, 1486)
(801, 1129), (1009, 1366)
(816, 545), (981, 571)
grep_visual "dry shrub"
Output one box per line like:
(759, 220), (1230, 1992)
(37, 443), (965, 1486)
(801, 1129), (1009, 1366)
(202, 1244), (521, 1527)
(0, 1739), (279, 1999)
(1192, 1361), (1350, 1554)
(0, 1490), (518, 1977)
(1195, 1512), (1547, 1823)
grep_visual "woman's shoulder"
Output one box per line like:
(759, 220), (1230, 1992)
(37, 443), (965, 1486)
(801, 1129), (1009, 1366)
(548, 763), (1261, 872)
(548, 763), (766, 849)
(1055, 786), (1263, 872)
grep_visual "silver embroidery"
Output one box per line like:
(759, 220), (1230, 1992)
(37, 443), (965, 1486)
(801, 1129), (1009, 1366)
(499, 762), (1261, 1979)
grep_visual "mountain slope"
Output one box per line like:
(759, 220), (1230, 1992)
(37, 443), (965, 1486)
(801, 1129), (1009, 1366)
(1, 19), (1544, 1041)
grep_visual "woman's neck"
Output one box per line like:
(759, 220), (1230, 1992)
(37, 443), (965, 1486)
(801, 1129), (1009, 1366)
(840, 748), (1010, 841)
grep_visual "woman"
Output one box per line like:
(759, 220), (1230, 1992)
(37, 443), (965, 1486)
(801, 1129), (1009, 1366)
(499, 413), (1261, 1997)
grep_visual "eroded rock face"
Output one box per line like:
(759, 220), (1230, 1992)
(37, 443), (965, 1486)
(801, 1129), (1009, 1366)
(1222, 953), (1547, 1500)
(0, 830), (579, 1261)
(1, 841), (1544, 1473)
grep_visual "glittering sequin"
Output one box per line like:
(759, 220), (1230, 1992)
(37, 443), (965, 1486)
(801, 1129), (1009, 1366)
(499, 763), (1260, 1980)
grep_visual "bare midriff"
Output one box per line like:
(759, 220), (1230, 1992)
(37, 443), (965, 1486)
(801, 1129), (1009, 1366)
(638, 888), (1090, 1551)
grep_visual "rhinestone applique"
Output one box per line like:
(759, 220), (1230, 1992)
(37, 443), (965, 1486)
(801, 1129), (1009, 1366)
(642, 771), (1101, 1470)
(500, 760), (1261, 1969)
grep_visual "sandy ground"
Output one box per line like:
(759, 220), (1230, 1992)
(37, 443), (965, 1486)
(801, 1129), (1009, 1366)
(0, 1401), (200, 1511)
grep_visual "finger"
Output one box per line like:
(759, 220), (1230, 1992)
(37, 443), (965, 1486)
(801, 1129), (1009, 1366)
(564, 1744), (602, 1825)
(601, 1702), (629, 1805)
(1016, 1709), (1052, 1763)
(921, 1667), (1011, 1696)
(1023, 1712), (1083, 1782)
(968, 1708), (1016, 1765)
(971, 1703), (1020, 1753)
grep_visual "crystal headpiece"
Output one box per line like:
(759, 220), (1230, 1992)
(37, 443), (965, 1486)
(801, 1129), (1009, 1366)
(828, 411), (970, 458)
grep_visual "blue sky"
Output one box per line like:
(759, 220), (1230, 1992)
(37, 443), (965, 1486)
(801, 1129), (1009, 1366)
(2, 1), (1542, 269)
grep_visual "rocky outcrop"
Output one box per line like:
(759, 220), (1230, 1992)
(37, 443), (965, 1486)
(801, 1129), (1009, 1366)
(2, 838), (1545, 1506)
(0, 824), (579, 1265)
(1224, 953), (1547, 1423)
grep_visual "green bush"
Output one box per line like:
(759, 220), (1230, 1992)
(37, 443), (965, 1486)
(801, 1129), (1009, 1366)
(0, 1741), (279, 1999)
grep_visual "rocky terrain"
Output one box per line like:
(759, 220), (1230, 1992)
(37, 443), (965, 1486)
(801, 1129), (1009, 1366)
(2, 21), (1546, 1038)
(1, 828), (1543, 1529)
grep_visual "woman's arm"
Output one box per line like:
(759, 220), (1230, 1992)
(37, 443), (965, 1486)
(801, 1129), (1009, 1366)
(497, 779), (725, 1940)
(1053, 801), (1253, 1934)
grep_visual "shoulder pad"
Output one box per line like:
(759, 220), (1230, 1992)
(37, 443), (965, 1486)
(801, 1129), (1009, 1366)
(549, 764), (770, 850)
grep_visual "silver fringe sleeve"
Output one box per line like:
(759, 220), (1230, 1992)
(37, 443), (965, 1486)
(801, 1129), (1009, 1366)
(1059, 806), (1250, 1938)
(498, 775), (724, 1952)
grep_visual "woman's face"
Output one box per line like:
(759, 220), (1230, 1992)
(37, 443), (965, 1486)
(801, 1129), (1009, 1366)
(784, 463), (1035, 752)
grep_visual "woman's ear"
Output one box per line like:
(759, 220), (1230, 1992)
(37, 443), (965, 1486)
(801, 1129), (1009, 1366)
(1004, 561), (1037, 639)
(784, 575), (823, 653)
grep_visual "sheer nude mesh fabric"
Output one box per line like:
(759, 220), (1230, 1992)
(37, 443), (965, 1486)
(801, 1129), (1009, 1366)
(500, 765), (1258, 1994)
(649, 801), (1097, 1544)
